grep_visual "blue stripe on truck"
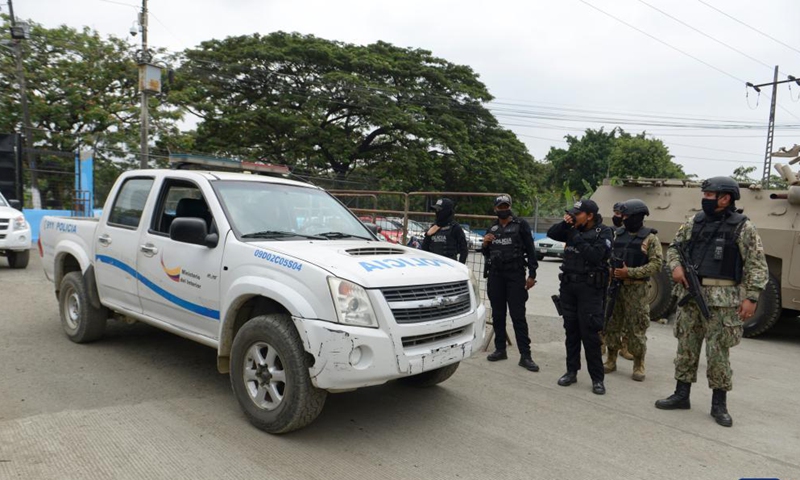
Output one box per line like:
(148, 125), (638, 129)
(96, 254), (220, 320)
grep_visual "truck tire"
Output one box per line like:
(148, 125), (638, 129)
(58, 271), (108, 343)
(7, 249), (29, 269)
(744, 274), (782, 338)
(398, 362), (460, 388)
(230, 314), (327, 434)
(648, 264), (676, 321)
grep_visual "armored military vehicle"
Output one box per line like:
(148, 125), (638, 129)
(592, 159), (800, 338)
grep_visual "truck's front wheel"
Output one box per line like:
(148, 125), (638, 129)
(7, 249), (29, 269)
(230, 314), (327, 434)
(58, 271), (108, 343)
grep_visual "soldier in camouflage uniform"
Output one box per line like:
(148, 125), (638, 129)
(655, 177), (768, 427)
(601, 203), (635, 361)
(604, 199), (662, 381)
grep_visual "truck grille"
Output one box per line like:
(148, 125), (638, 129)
(402, 327), (467, 348)
(0, 218), (8, 239)
(381, 281), (471, 324)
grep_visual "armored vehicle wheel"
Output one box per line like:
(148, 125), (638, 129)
(230, 314), (327, 434)
(7, 249), (29, 269)
(398, 362), (460, 388)
(648, 264), (676, 320)
(744, 274), (781, 338)
(58, 271), (108, 343)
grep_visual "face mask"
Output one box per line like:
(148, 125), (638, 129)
(612, 216), (623, 228)
(435, 209), (451, 225)
(702, 198), (719, 216)
(496, 210), (512, 220)
(623, 216), (643, 232)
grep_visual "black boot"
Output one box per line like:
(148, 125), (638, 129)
(487, 350), (508, 362)
(711, 389), (733, 427)
(518, 354), (540, 372)
(655, 381), (692, 410)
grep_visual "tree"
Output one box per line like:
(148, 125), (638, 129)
(607, 133), (685, 179)
(0, 17), (183, 206)
(731, 165), (787, 190)
(169, 32), (538, 203)
(544, 128), (686, 196)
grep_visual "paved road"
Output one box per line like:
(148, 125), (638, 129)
(2, 253), (800, 480)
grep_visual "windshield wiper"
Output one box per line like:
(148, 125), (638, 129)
(317, 231), (373, 241)
(241, 230), (324, 240)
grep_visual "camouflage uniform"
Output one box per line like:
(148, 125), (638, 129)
(605, 231), (662, 359)
(666, 217), (768, 391)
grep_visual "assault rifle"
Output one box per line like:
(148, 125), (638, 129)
(674, 242), (711, 320)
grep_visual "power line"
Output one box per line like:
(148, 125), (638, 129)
(635, 0), (773, 71)
(577, 0), (745, 83)
(697, 0), (800, 57)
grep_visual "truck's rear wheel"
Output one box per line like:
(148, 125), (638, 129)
(58, 271), (108, 343)
(398, 362), (460, 387)
(744, 274), (782, 338)
(230, 314), (327, 434)
(647, 264), (676, 320)
(7, 249), (29, 269)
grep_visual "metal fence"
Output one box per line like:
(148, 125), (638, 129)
(21, 147), (90, 216)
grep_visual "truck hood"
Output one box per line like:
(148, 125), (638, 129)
(0, 206), (24, 219)
(250, 240), (469, 288)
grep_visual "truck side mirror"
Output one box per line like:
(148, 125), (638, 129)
(170, 217), (218, 248)
(8, 199), (22, 210)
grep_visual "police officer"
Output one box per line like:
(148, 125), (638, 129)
(422, 198), (468, 264)
(604, 199), (663, 382)
(548, 199), (613, 394)
(483, 195), (540, 371)
(656, 177), (767, 427)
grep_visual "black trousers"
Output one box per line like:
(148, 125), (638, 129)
(560, 279), (605, 382)
(488, 268), (531, 355)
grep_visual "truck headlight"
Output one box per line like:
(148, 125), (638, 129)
(328, 277), (378, 328)
(469, 271), (481, 305)
(13, 215), (27, 230)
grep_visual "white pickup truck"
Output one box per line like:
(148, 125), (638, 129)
(39, 169), (486, 433)
(0, 191), (31, 268)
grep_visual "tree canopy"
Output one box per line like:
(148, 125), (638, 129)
(169, 32), (542, 202)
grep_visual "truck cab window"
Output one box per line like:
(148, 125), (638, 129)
(108, 178), (154, 228)
(151, 180), (213, 235)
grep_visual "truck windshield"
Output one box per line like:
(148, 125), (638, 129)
(214, 180), (376, 241)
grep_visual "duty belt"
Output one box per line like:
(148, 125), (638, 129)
(701, 278), (737, 286)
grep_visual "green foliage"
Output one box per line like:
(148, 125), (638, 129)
(731, 165), (787, 190)
(169, 32), (538, 201)
(0, 17), (184, 205)
(544, 128), (686, 196)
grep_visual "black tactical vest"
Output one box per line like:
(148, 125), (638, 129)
(613, 227), (655, 268)
(562, 225), (611, 274)
(688, 211), (746, 282)
(487, 219), (524, 271)
(429, 223), (458, 260)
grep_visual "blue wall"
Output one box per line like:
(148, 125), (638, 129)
(24, 209), (73, 243)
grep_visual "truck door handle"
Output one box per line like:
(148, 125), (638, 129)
(140, 243), (158, 256)
(97, 234), (111, 246)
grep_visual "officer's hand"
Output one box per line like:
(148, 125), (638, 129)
(672, 266), (689, 288)
(483, 233), (495, 245)
(525, 277), (536, 290)
(427, 225), (440, 236)
(563, 214), (574, 225)
(614, 263), (629, 279)
(737, 299), (757, 321)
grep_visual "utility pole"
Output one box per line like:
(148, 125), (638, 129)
(137, 0), (150, 169)
(6, 0), (40, 207)
(746, 66), (800, 188)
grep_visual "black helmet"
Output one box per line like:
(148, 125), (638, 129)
(619, 199), (649, 216)
(701, 176), (740, 201)
(612, 202), (623, 213)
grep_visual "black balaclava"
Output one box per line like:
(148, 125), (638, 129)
(496, 209), (512, 220)
(623, 213), (645, 232)
(434, 199), (455, 226)
(612, 215), (623, 228)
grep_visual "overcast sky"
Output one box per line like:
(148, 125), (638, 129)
(10, 0), (800, 180)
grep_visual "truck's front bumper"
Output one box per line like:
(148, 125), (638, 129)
(0, 228), (31, 251)
(294, 303), (486, 391)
